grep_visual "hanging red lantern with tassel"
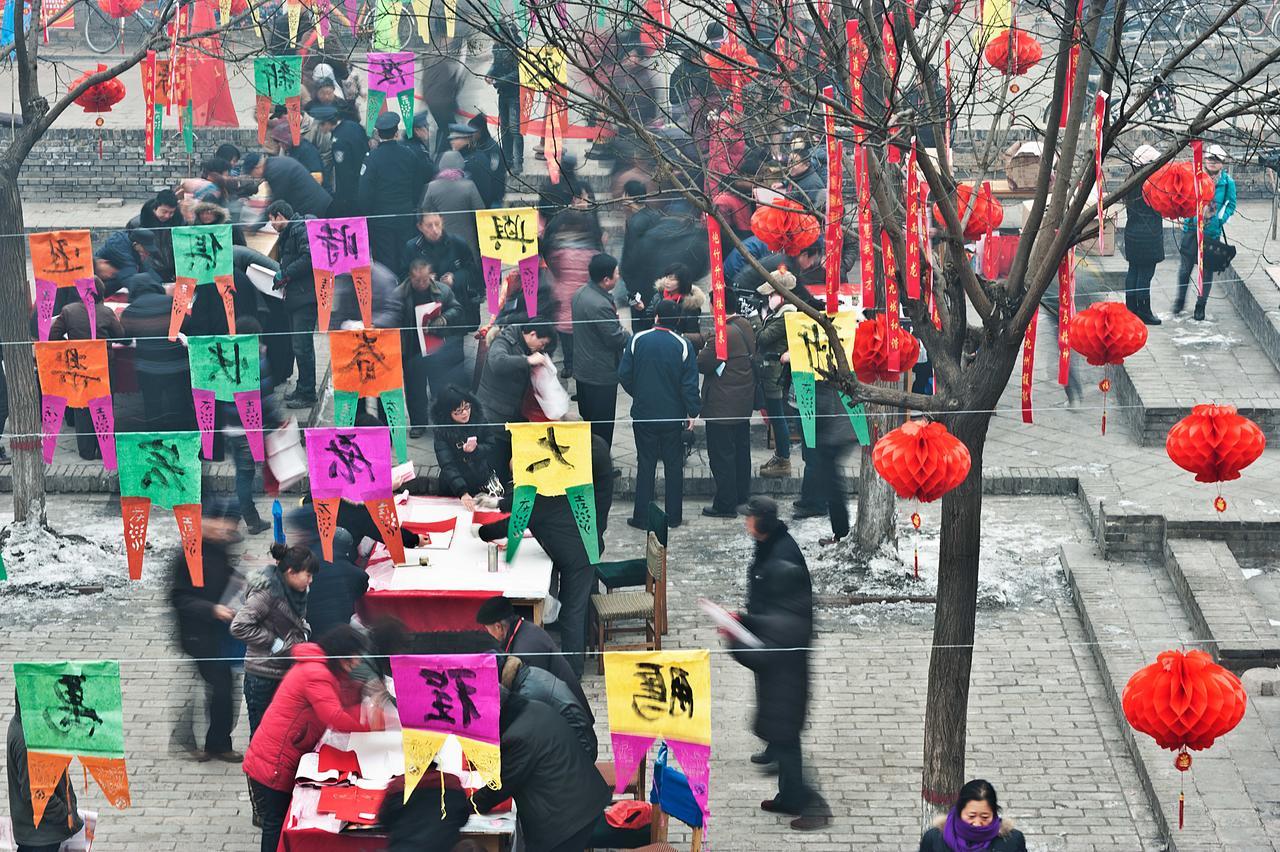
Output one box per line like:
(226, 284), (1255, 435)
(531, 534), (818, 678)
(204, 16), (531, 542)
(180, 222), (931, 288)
(1122, 649), (1246, 829)
(984, 29), (1043, 75)
(932, 183), (1004, 241)
(70, 65), (126, 159)
(750, 199), (821, 255)
(1068, 301), (1148, 434)
(1165, 404), (1265, 512)
(852, 318), (920, 384)
(872, 420), (971, 578)
(97, 0), (144, 16)
(1142, 161), (1216, 220)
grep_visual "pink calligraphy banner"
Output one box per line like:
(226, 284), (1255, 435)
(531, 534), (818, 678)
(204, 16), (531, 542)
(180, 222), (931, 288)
(390, 653), (501, 745)
(306, 217), (373, 329)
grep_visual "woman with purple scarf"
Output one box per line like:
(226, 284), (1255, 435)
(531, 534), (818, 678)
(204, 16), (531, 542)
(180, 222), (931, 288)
(919, 779), (1027, 852)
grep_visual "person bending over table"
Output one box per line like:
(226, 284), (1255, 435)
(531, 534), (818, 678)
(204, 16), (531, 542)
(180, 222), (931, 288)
(476, 596), (589, 710)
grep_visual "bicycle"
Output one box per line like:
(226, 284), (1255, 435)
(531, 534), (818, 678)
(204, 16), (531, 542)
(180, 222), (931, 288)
(83, 0), (168, 55)
(1236, 0), (1280, 37)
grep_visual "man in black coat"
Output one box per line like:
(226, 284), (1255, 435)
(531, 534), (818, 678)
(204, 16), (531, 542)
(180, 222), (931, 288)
(244, 151), (332, 218)
(729, 497), (830, 831)
(312, 103), (367, 217)
(359, 112), (429, 273)
(402, 211), (481, 328)
(572, 253), (630, 448)
(169, 501), (242, 761)
(1122, 145), (1166, 326)
(619, 181), (664, 331)
(266, 201), (319, 409)
(472, 692), (612, 852)
(476, 596), (590, 708)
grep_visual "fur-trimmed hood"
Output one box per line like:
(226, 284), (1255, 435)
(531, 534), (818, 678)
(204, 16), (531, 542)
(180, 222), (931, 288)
(678, 284), (707, 311)
(930, 814), (1017, 837)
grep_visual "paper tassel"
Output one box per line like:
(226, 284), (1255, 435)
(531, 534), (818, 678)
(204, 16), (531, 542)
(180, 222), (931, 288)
(80, 755), (131, 810)
(838, 392), (872, 445)
(314, 497), (341, 562)
(792, 371), (816, 447)
(26, 752), (73, 828)
(366, 497), (405, 564)
(120, 495), (151, 580)
(609, 732), (657, 794)
(380, 388), (409, 464)
(505, 484), (538, 561)
(565, 482), (600, 563)
(173, 503), (204, 586)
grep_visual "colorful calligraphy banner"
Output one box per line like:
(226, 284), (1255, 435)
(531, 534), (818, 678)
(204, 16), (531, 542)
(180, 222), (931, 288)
(189, 335), (264, 462)
(604, 650), (711, 827)
(881, 231), (902, 372)
(365, 52), (415, 137)
(14, 660), (130, 827)
(784, 311), (862, 447)
(1094, 92), (1108, 255)
(116, 431), (203, 584)
(1192, 139), (1205, 298)
(506, 421), (597, 563)
(390, 653), (502, 798)
(171, 224), (236, 339)
(29, 230), (95, 342)
(140, 51), (162, 162)
(823, 86), (843, 315)
(1058, 251), (1075, 385)
(33, 341), (116, 470)
(306, 217), (373, 330)
(705, 215), (728, 360)
(329, 329), (408, 463)
(305, 426), (403, 563)
(372, 0), (401, 51)
(475, 208), (539, 316)
(253, 55), (302, 146)
(905, 146), (922, 300)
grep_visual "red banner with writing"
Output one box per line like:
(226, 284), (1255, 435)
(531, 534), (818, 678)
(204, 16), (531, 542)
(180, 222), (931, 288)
(1192, 139), (1205, 297)
(881, 231), (901, 372)
(1021, 309), (1037, 423)
(1057, 252), (1074, 385)
(706, 215), (728, 360)
(905, 145), (921, 300)
(823, 86), (843, 314)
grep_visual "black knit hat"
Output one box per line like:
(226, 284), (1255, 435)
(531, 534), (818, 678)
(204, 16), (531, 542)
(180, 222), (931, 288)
(475, 595), (515, 625)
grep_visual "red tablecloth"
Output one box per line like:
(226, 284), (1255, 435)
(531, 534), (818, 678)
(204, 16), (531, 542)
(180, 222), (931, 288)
(358, 589), (496, 632)
(279, 828), (387, 852)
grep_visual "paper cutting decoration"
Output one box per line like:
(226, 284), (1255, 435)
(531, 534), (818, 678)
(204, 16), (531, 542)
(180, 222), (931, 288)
(14, 660), (131, 828)
(329, 329), (409, 463)
(390, 653), (502, 800)
(365, 52), (415, 136)
(170, 224), (236, 340)
(29, 230), (96, 342)
(33, 341), (116, 470)
(117, 431), (204, 584)
(506, 421), (598, 564)
(783, 311), (870, 447)
(253, 55), (302, 146)
(306, 217), (373, 331)
(306, 426), (404, 564)
(189, 335), (265, 462)
(604, 650), (711, 829)
(475, 207), (539, 316)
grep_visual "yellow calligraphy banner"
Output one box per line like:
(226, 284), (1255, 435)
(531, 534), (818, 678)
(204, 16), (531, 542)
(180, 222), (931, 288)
(517, 46), (566, 92)
(784, 310), (858, 377)
(475, 207), (539, 264)
(401, 728), (502, 801)
(508, 421), (593, 496)
(604, 650), (711, 746)
(978, 0), (1011, 45)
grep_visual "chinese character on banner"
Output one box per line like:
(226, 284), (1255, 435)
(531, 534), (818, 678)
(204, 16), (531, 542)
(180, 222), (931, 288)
(116, 432), (204, 584)
(170, 224), (236, 340)
(604, 650), (712, 829)
(390, 653), (502, 800)
(13, 660), (130, 829)
(705, 215), (728, 360)
(328, 329), (409, 463)
(475, 208), (539, 317)
(253, 55), (302, 145)
(33, 340), (116, 470)
(28, 230), (95, 342)
(505, 422), (598, 564)
(188, 335), (265, 462)
(517, 47), (568, 182)
(306, 217), (373, 331)
(365, 52), (415, 136)
(784, 312), (870, 446)
(305, 426), (404, 563)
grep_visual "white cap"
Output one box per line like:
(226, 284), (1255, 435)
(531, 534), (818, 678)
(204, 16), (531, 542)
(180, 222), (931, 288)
(1133, 144), (1161, 165)
(312, 63), (337, 84)
(1205, 143), (1228, 162)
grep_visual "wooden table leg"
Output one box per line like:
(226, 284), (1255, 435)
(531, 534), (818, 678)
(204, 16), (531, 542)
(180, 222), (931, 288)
(531, 598), (544, 626)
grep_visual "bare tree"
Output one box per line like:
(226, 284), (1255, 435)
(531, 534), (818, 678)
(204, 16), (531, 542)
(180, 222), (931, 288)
(456, 0), (1280, 813)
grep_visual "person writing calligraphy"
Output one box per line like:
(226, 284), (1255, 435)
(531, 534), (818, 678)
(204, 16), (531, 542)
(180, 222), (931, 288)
(398, 256), (465, 436)
(242, 625), (381, 852)
(475, 596), (589, 709)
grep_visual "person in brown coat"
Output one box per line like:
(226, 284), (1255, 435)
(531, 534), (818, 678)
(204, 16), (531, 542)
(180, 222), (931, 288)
(698, 288), (758, 517)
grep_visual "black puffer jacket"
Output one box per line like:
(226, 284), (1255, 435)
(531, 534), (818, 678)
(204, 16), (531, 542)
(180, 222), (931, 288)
(472, 694), (612, 852)
(731, 523), (813, 743)
(431, 388), (498, 497)
(1123, 183), (1166, 266)
(276, 216), (317, 311)
(919, 816), (1028, 852)
(170, 540), (237, 659)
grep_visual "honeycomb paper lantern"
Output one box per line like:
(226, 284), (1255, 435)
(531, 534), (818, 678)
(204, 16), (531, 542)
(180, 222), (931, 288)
(852, 318), (920, 384)
(70, 65), (127, 113)
(705, 40), (760, 89)
(1166, 404), (1264, 512)
(1068, 302), (1148, 366)
(984, 29), (1044, 75)
(932, 183), (1004, 241)
(1142, 161), (1216, 220)
(871, 420), (971, 503)
(750, 199), (820, 255)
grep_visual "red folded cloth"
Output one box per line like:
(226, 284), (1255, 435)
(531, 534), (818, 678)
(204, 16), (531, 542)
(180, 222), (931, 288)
(317, 785), (386, 825)
(317, 744), (362, 777)
(472, 510), (509, 526)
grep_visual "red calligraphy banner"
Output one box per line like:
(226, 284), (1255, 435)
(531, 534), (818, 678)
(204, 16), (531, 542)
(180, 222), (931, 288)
(1192, 139), (1205, 297)
(706, 215), (728, 360)
(823, 86), (843, 315)
(1057, 252), (1074, 385)
(1094, 92), (1108, 254)
(1062, 0), (1083, 125)
(856, 145), (874, 309)
(905, 145), (921, 300)
(881, 231), (901, 372)
(1021, 309), (1037, 423)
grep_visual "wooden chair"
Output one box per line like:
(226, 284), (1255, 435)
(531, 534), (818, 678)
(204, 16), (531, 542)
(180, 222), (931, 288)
(594, 504), (669, 637)
(590, 526), (667, 673)
(635, 747), (704, 852)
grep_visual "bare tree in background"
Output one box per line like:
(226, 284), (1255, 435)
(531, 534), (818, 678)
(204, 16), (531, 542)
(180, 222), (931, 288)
(457, 0), (1280, 814)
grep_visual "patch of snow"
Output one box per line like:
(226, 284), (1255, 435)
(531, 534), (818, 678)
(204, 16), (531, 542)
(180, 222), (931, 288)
(1241, 568), (1262, 580)
(1170, 331), (1239, 349)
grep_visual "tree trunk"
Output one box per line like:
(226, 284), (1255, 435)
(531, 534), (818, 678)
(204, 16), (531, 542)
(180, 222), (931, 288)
(854, 380), (901, 557)
(0, 167), (47, 524)
(919, 408), (992, 817)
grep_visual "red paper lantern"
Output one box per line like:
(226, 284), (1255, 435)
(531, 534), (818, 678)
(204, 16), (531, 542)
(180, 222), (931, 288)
(852, 318), (920, 384)
(97, 0), (144, 17)
(1166, 403), (1264, 490)
(932, 184), (1004, 240)
(872, 420), (971, 503)
(750, 199), (820, 255)
(1142, 161), (1216, 220)
(70, 65), (127, 113)
(1068, 302), (1148, 366)
(984, 29), (1043, 75)
(705, 40), (760, 89)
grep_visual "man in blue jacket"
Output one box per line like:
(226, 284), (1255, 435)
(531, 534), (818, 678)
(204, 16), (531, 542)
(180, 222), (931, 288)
(1174, 143), (1237, 321)
(619, 299), (701, 528)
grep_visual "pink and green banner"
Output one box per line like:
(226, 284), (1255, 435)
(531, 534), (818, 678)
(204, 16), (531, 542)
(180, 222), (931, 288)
(188, 335), (264, 462)
(305, 426), (403, 563)
(306, 217), (373, 331)
(365, 52), (415, 136)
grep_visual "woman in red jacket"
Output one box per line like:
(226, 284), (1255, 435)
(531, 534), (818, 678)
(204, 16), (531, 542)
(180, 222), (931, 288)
(242, 625), (380, 852)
